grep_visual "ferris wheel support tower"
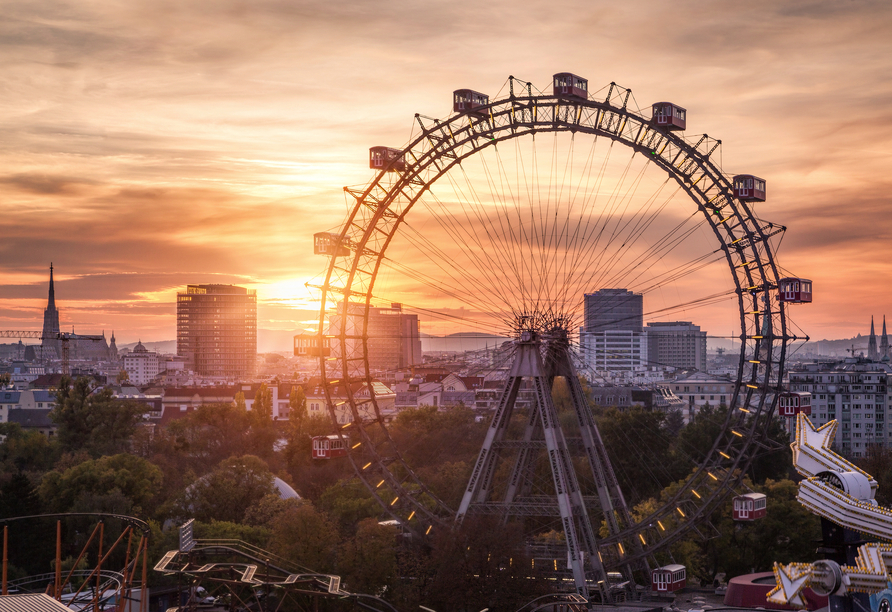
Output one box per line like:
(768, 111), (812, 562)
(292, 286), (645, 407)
(456, 326), (645, 601)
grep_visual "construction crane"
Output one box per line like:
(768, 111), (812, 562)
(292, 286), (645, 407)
(0, 331), (104, 376)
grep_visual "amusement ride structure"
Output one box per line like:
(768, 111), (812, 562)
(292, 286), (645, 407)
(311, 72), (811, 602)
(769, 414), (892, 611)
(0, 513), (152, 610)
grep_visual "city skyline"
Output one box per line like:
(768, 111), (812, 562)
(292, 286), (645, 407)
(2, 0), (892, 343)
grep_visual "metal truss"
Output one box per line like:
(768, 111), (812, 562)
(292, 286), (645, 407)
(314, 75), (797, 575)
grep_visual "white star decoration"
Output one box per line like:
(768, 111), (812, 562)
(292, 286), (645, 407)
(792, 413), (870, 481)
(767, 562), (810, 607)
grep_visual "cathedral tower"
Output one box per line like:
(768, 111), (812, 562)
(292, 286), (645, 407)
(881, 316), (889, 361)
(41, 264), (61, 353)
(868, 316), (879, 361)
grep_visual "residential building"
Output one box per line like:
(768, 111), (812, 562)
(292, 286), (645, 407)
(0, 390), (20, 423)
(239, 383), (296, 420)
(176, 284), (257, 379)
(646, 321), (707, 372)
(589, 385), (686, 412)
(157, 386), (239, 424)
(658, 371), (736, 422)
(305, 378), (397, 424)
(15, 389), (55, 410)
(580, 329), (647, 375)
(122, 341), (161, 385)
(788, 360), (892, 458)
(8, 408), (55, 437)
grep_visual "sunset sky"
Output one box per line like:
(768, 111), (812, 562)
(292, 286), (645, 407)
(2, 0), (891, 347)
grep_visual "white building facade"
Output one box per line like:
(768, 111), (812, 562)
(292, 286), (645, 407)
(122, 341), (161, 385)
(788, 360), (892, 458)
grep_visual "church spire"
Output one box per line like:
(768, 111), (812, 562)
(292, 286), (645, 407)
(868, 315), (879, 360)
(41, 263), (61, 350)
(882, 315), (890, 361)
(48, 263), (56, 310)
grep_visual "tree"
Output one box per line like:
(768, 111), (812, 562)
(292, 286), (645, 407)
(337, 518), (398, 594)
(38, 453), (163, 514)
(424, 517), (546, 611)
(51, 376), (144, 457)
(858, 445), (892, 506)
(665, 408), (685, 437)
(0, 422), (58, 473)
(698, 478), (820, 583)
(317, 479), (380, 531)
(267, 501), (340, 572)
(289, 386), (307, 435)
(116, 370), (129, 384)
(246, 383), (277, 459)
(178, 455), (277, 523)
(595, 407), (675, 504)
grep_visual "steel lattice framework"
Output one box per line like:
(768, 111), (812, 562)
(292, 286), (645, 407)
(316, 75), (802, 593)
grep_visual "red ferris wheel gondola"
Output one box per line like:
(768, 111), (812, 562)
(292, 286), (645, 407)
(778, 277), (812, 303)
(651, 102), (686, 131)
(778, 392), (812, 417)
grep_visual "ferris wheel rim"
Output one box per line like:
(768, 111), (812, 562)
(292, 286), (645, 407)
(316, 77), (792, 565)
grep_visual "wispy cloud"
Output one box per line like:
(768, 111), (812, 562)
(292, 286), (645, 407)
(1, 0), (891, 342)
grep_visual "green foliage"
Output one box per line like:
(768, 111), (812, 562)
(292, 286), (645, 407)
(247, 383), (278, 459)
(38, 453), (163, 515)
(317, 479), (380, 531)
(697, 479), (821, 582)
(266, 501), (340, 572)
(337, 518), (398, 595)
(193, 519), (272, 546)
(282, 414), (354, 500)
(178, 455), (276, 523)
(289, 385), (307, 433)
(390, 405), (486, 471)
(422, 517), (547, 611)
(0, 422), (58, 473)
(857, 445), (892, 506)
(51, 376), (144, 457)
(596, 407), (679, 503)
(243, 493), (301, 527)
(0, 471), (42, 518)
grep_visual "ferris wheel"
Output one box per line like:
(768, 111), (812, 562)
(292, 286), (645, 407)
(313, 73), (805, 600)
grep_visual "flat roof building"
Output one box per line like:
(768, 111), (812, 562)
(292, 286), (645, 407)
(177, 284), (257, 379)
(646, 321), (708, 372)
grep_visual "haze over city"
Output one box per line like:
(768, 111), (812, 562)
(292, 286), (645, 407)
(2, 0), (891, 345)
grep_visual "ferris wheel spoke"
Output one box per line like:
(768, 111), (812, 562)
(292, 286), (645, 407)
(390, 224), (515, 323)
(596, 216), (707, 293)
(413, 186), (521, 322)
(466, 154), (534, 310)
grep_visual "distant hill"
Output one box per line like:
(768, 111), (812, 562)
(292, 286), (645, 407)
(119, 339), (177, 354)
(116, 332), (875, 358)
(121, 330), (298, 355)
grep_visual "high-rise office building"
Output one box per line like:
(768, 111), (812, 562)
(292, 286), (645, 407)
(328, 302), (422, 374)
(580, 289), (646, 375)
(584, 289), (643, 332)
(177, 284), (257, 379)
(646, 321), (708, 372)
